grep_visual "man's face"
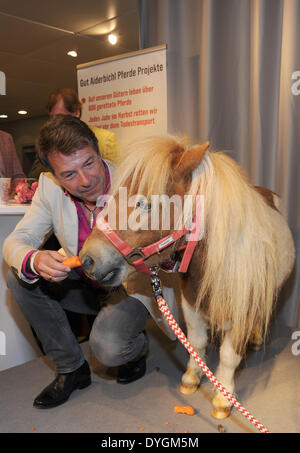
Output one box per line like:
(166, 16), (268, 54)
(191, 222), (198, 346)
(49, 96), (80, 119)
(48, 145), (106, 203)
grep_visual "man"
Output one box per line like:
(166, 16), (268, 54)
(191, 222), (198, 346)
(29, 88), (119, 179)
(46, 87), (82, 119)
(3, 115), (149, 409)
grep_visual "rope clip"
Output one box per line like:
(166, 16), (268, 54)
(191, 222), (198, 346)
(150, 266), (163, 300)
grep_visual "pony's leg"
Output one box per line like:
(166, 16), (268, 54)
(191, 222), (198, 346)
(212, 330), (242, 419)
(179, 296), (208, 395)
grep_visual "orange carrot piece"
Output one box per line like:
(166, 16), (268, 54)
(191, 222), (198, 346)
(174, 405), (195, 416)
(62, 256), (82, 268)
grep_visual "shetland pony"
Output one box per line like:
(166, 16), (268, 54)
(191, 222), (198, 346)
(80, 135), (295, 419)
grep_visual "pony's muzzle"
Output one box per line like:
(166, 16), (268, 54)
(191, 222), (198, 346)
(80, 254), (108, 282)
(81, 255), (96, 275)
(79, 249), (127, 286)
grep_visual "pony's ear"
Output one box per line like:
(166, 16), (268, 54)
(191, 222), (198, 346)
(173, 141), (210, 179)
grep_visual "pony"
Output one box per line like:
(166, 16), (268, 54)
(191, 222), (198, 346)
(79, 135), (295, 419)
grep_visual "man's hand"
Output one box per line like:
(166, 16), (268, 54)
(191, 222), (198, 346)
(33, 250), (72, 282)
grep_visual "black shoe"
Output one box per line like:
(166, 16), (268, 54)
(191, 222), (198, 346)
(117, 355), (147, 384)
(33, 361), (91, 409)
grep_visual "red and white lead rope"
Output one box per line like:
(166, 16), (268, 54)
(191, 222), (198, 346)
(157, 296), (270, 434)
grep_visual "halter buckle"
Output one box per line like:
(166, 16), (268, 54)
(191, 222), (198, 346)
(124, 249), (146, 265)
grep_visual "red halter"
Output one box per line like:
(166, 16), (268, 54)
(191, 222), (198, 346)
(96, 197), (203, 275)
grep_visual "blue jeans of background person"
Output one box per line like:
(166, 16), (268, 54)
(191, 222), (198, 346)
(7, 270), (149, 374)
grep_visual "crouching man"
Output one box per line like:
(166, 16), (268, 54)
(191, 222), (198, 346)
(2, 115), (151, 408)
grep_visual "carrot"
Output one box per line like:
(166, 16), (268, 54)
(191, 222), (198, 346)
(62, 256), (82, 268)
(174, 405), (195, 416)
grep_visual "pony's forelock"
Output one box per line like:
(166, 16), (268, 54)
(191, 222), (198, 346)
(111, 135), (190, 198)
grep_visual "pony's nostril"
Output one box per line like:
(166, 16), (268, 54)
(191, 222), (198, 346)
(81, 255), (95, 271)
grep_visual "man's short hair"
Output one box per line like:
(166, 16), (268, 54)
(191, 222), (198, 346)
(46, 88), (82, 117)
(36, 115), (100, 173)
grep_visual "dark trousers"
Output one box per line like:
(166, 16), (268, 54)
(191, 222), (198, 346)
(7, 270), (149, 374)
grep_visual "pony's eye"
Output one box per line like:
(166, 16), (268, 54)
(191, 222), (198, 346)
(136, 199), (151, 211)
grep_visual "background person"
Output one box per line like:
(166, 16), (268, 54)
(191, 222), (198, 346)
(29, 88), (119, 179)
(0, 130), (25, 182)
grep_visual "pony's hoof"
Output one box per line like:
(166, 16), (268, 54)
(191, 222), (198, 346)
(179, 383), (199, 395)
(211, 395), (231, 419)
(180, 368), (200, 394)
(211, 406), (231, 420)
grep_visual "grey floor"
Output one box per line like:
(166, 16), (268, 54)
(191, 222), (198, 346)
(0, 319), (299, 434)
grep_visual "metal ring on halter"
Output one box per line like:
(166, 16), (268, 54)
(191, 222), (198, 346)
(124, 249), (146, 265)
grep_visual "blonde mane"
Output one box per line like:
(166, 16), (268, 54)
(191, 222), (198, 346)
(111, 135), (280, 354)
(190, 151), (279, 353)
